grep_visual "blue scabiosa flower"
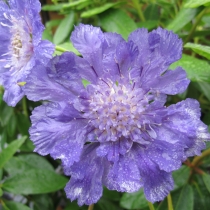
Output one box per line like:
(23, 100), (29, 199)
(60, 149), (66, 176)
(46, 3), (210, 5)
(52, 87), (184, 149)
(25, 24), (210, 205)
(0, 0), (54, 106)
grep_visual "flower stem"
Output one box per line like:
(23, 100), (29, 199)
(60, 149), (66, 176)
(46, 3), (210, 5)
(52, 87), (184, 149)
(88, 204), (94, 210)
(167, 193), (174, 210)
(22, 96), (28, 118)
(192, 148), (210, 167)
(131, 0), (145, 22)
(184, 8), (207, 44)
(148, 202), (155, 210)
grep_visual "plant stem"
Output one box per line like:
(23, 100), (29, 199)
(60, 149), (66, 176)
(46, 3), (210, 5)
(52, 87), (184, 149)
(148, 201), (155, 210)
(132, 0), (145, 22)
(192, 148), (210, 167)
(184, 8), (207, 44)
(22, 96), (28, 118)
(167, 193), (174, 210)
(88, 204), (94, 210)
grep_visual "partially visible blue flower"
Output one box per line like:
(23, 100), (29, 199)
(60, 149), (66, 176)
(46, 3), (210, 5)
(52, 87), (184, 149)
(25, 24), (210, 205)
(0, 0), (54, 106)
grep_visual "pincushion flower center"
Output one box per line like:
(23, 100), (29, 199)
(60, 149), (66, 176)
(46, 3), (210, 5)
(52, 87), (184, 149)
(11, 32), (22, 58)
(1, 13), (33, 70)
(86, 82), (146, 141)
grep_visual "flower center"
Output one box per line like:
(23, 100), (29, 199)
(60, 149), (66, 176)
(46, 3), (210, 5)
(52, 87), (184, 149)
(1, 13), (33, 70)
(85, 81), (149, 142)
(11, 32), (22, 59)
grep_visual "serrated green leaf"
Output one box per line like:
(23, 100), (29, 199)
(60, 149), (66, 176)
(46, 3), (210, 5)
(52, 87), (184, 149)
(185, 0), (210, 8)
(0, 137), (26, 169)
(170, 54), (210, 83)
(2, 168), (67, 194)
(4, 154), (54, 176)
(53, 11), (74, 45)
(99, 9), (138, 40)
(202, 173), (210, 193)
(120, 188), (148, 209)
(185, 43), (210, 60)
(81, 2), (123, 18)
(172, 165), (190, 190)
(4, 201), (31, 210)
(166, 8), (198, 32)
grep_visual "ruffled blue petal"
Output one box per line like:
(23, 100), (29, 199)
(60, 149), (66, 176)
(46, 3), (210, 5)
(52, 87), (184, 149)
(64, 144), (104, 206)
(30, 104), (87, 166)
(71, 24), (105, 78)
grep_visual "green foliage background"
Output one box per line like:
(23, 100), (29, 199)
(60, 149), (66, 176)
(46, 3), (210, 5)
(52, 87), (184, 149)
(1, 0), (210, 209)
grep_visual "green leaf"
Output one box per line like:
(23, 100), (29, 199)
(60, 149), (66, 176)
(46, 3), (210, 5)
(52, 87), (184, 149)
(0, 169), (3, 180)
(64, 201), (87, 210)
(16, 113), (30, 135)
(42, 4), (64, 11)
(170, 54), (210, 83)
(81, 2), (123, 18)
(136, 20), (158, 30)
(97, 198), (122, 210)
(2, 169), (68, 194)
(53, 11), (74, 45)
(4, 201), (31, 210)
(103, 187), (121, 201)
(4, 154), (54, 176)
(46, 19), (61, 30)
(42, 28), (53, 42)
(174, 185), (193, 210)
(184, 43), (210, 60)
(32, 194), (53, 210)
(172, 165), (190, 190)
(63, 0), (90, 9)
(192, 175), (210, 210)
(157, 185), (193, 210)
(202, 173), (210, 193)
(0, 137), (26, 169)
(196, 82), (210, 101)
(0, 188), (3, 197)
(166, 8), (198, 32)
(6, 114), (17, 137)
(144, 4), (159, 20)
(99, 9), (138, 40)
(120, 188), (148, 209)
(185, 0), (210, 8)
(0, 105), (13, 126)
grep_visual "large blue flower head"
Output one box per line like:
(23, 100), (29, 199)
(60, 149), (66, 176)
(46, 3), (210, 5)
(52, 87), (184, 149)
(0, 0), (54, 106)
(25, 24), (210, 205)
